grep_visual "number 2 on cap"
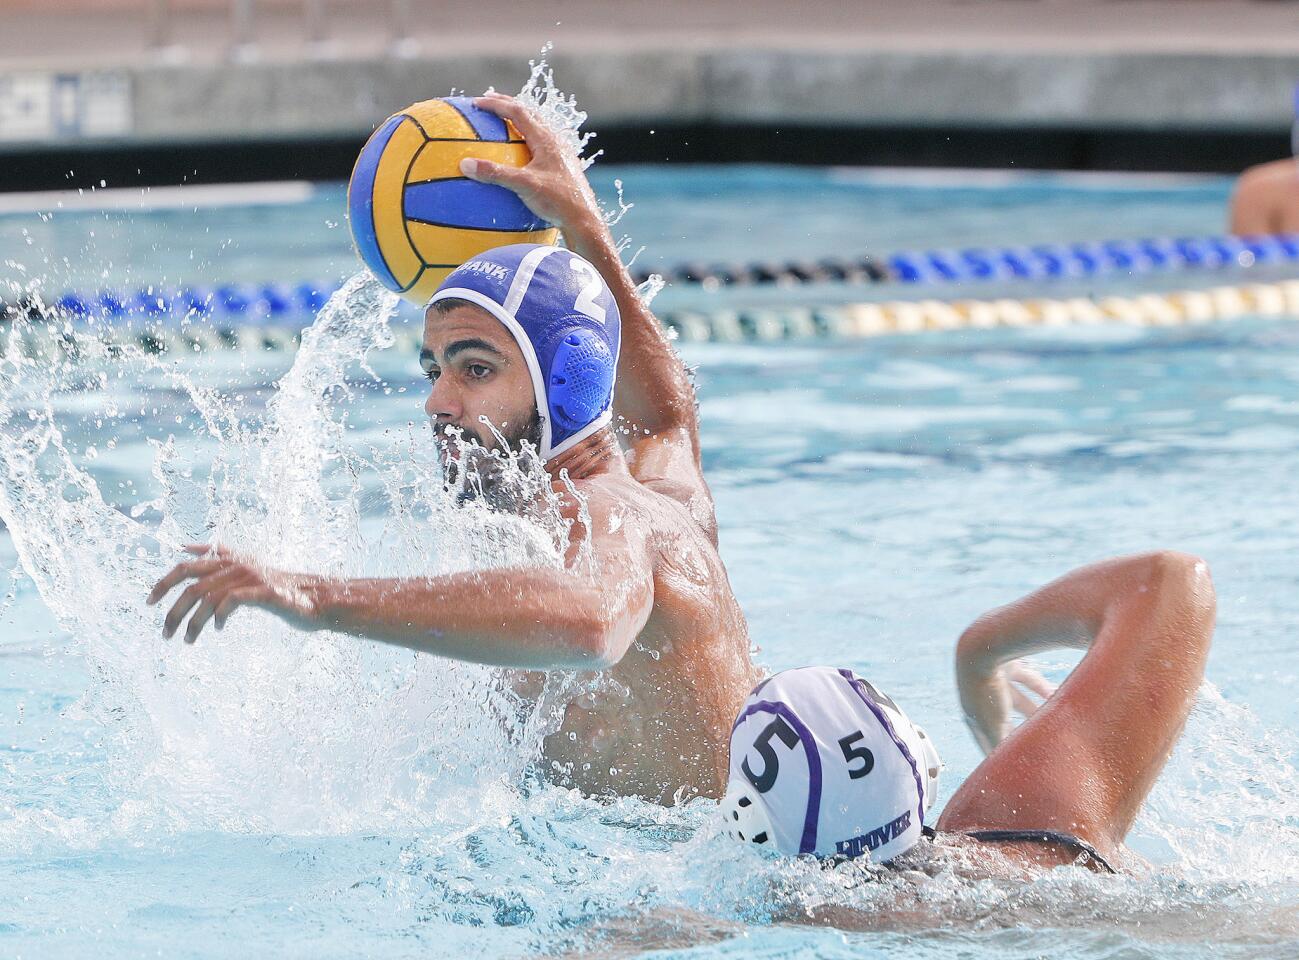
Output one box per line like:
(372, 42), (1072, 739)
(742, 716), (799, 793)
(569, 257), (607, 324)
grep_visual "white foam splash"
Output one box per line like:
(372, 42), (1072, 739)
(517, 45), (597, 171)
(1133, 683), (1299, 885)
(0, 274), (578, 837)
(515, 50), (663, 309)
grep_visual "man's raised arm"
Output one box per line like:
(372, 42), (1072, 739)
(460, 95), (706, 475)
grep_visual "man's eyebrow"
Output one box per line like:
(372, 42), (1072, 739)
(419, 339), (507, 369)
(443, 338), (506, 361)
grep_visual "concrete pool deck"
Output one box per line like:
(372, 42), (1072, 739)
(0, 1), (1298, 152)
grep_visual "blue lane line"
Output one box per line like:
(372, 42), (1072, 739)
(49, 281), (345, 325)
(887, 233), (1299, 285)
(27, 232), (1299, 325)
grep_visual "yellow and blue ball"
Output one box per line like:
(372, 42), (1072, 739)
(347, 96), (558, 305)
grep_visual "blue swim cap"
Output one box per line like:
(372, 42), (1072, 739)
(428, 244), (621, 459)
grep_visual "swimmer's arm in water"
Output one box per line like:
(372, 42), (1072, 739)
(461, 94), (714, 533)
(146, 496), (654, 668)
(938, 550), (1215, 849)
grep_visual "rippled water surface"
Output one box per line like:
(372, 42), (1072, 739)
(2, 169), (1298, 959)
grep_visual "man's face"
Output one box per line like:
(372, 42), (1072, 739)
(421, 302), (541, 465)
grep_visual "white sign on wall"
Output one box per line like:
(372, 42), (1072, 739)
(0, 71), (132, 143)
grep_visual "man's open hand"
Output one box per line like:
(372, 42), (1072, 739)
(147, 544), (320, 643)
(960, 658), (1059, 756)
(459, 91), (603, 234)
(1004, 660), (1056, 720)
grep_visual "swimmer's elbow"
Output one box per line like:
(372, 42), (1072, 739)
(1140, 550), (1212, 596)
(556, 574), (650, 670)
(562, 610), (628, 672)
(955, 615), (998, 674)
(564, 624), (621, 671)
(1127, 550), (1216, 649)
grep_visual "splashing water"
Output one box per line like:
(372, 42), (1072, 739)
(518, 44), (597, 170)
(0, 56), (628, 845)
(1135, 684), (1299, 886)
(516, 50), (663, 306)
(0, 275), (580, 839)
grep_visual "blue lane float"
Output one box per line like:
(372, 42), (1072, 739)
(885, 233), (1299, 286)
(9, 232), (1299, 328)
(827, 233), (1280, 287)
(7, 278), (1299, 357)
(611, 232), (1299, 287)
(29, 281), (345, 325)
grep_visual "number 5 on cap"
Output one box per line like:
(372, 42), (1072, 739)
(742, 716), (799, 793)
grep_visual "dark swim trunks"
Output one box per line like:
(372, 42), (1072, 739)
(919, 826), (1118, 874)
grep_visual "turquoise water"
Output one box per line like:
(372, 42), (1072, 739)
(0, 166), (1247, 304)
(3, 169), (1299, 958)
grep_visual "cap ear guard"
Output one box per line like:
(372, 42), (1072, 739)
(912, 722), (942, 814)
(548, 327), (615, 432)
(720, 779), (778, 850)
(872, 698), (943, 815)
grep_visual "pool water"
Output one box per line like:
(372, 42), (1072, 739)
(0, 165), (1248, 306)
(2, 168), (1299, 959)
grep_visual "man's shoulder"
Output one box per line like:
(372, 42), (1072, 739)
(1234, 158), (1298, 201)
(570, 471), (720, 547)
(641, 477), (721, 546)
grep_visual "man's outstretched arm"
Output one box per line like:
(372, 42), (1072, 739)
(461, 95), (712, 521)
(146, 496), (655, 665)
(937, 551), (1216, 852)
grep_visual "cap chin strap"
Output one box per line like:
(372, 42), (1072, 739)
(547, 409), (612, 458)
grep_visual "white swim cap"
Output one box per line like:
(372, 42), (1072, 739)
(721, 666), (941, 863)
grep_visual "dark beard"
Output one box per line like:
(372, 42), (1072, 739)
(437, 411), (546, 510)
